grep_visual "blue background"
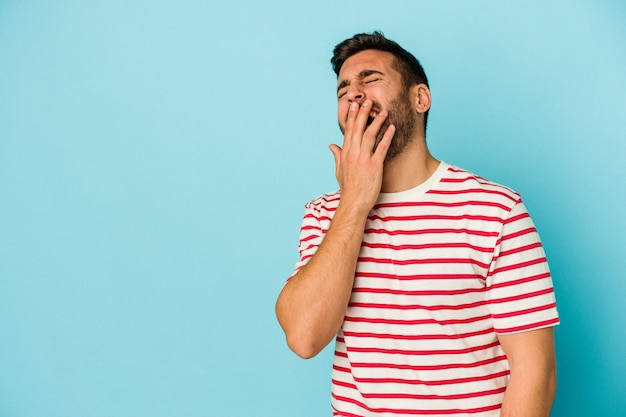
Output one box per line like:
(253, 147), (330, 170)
(1, 1), (625, 416)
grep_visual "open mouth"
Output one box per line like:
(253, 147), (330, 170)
(366, 111), (378, 127)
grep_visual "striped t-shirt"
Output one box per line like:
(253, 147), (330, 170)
(293, 162), (559, 417)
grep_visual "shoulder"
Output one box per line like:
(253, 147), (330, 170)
(305, 190), (341, 213)
(299, 190), (341, 232)
(434, 164), (522, 209)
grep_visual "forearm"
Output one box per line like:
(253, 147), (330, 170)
(276, 204), (369, 359)
(277, 98), (394, 359)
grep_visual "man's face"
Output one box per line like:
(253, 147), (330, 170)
(336, 50), (417, 161)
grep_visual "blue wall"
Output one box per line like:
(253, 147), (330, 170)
(1, 1), (624, 416)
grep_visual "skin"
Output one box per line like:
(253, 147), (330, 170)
(275, 49), (556, 416)
(498, 328), (557, 417)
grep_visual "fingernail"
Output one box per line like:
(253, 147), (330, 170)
(379, 110), (388, 117)
(362, 99), (371, 107)
(350, 102), (358, 111)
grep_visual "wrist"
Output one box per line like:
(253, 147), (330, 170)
(333, 200), (371, 228)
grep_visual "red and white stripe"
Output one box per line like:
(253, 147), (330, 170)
(293, 163), (559, 417)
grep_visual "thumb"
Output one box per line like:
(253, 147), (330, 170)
(329, 144), (341, 168)
(329, 144), (342, 179)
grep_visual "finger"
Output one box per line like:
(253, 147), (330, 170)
(351, 99), (372, 146)
(343, 101), (360, 149)
(372, 124), (396, 162)
(361, 109), (388, 150)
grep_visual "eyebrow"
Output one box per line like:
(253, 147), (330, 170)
(337, 69), (385, 93)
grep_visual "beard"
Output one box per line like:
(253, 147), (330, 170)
(375, 91), (417, 162)
(339, 90), (417, 162)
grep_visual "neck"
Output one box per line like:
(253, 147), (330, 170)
(380, 136), (439, 193)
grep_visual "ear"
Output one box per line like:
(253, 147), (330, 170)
(410, 83), (431, 115)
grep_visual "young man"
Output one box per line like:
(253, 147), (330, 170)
(276, 32), (559, 417)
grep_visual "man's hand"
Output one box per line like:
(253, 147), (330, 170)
(330, 99), (396, 214)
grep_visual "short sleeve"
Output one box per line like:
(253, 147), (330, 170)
(289, 202), (325, 280)
(486, 201), (560, 334)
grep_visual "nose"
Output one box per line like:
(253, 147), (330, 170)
(346, 84), (365, 103)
